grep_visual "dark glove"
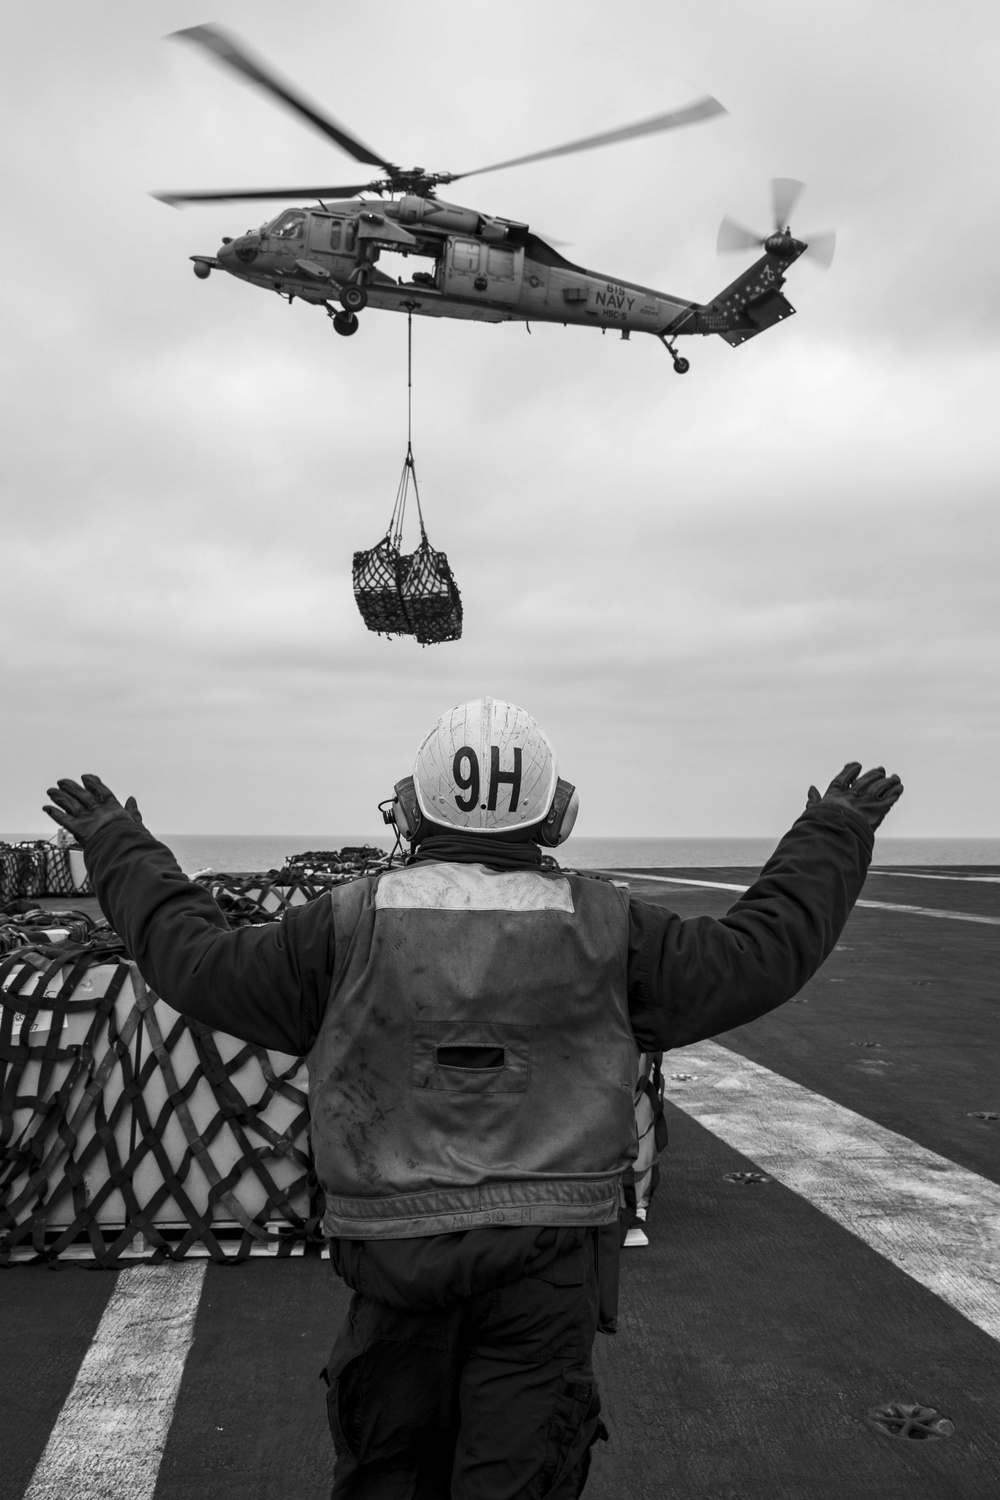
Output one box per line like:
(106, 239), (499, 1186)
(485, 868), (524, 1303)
(43, 774), (146, 847)
(806, 762), (903, 832)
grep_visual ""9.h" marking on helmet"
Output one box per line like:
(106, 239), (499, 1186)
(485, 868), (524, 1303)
(453, 746), (523, 814)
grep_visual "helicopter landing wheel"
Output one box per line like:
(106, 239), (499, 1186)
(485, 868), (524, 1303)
(659, 334), (690, 373)
(332, 311), (359, 337)
(341, 284), (368, 313)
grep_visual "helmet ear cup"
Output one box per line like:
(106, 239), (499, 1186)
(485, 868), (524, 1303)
(387, 777), (421, 842)
(537, 779), (579, 847)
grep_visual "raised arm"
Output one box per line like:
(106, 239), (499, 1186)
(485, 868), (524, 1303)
(43, 775), (332, 1055)
(627, 762), (903, 1051)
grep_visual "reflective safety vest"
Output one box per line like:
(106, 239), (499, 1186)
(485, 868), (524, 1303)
(308, 861), (639, 1239)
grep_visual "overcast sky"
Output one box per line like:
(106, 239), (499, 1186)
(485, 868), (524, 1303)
(2, 0), (998, 838)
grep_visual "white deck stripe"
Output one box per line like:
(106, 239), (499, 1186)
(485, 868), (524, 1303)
(666, 1041), (1000, 1344)
(869, 869), (1000, 885)
(602, 871), (749, 893)
(602, 871), (1000, 926)
(23, 1263), (206, 1500)
(857, 898), (1000, 926)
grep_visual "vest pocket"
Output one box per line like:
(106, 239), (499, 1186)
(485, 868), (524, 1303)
(413, 1022), (531, 1093)
(437, 1045), (505, 1069)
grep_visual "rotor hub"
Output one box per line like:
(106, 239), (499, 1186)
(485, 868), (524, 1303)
(764, 230), (797, 256)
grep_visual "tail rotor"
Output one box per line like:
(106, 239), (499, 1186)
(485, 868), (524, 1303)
(717, 178), (835, 268)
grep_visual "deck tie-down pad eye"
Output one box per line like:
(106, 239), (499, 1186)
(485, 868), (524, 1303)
(865, 1403), (955, 1441)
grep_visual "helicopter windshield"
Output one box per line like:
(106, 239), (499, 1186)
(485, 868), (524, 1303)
(269, 210), (306, 240)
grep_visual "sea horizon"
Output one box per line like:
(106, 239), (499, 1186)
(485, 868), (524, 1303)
(6, 831), (1000, 875)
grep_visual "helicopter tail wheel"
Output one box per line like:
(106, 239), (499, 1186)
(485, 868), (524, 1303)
(659, 334), (690, 373)
(332, 311), (359, 336)
(341, 284), (369, 313)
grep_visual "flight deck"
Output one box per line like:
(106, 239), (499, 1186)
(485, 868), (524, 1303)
(2, 867), (998, 1500)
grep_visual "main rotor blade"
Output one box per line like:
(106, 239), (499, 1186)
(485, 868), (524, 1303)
(152, 184), (374, 208)
(771, 177), (805, 230)
(450, 95), (726, 181)
(802, 229), (836, 268)
(171, 25), (391, 170)
(153, 183), (376, 207)
(716, 215), (763, 254)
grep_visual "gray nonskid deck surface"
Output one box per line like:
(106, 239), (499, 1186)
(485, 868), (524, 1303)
(2, 869), (998, 1500)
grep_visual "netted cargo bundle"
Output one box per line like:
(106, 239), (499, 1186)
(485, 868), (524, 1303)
(280, 846), (390, 878)
(399, 539), (463, 645)
(195, 874), (330, 923)
(0, 947), (320, 1265)
(193, 848), (392, 926)
(353, 323), (462, 644)
(0, 840), (92, 903)
(0, 904), (116, 958)
(352, 535), (411, 637)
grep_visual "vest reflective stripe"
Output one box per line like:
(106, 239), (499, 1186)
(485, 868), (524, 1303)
(308, 862), (638, 1239)
(375, 862), (575, 912)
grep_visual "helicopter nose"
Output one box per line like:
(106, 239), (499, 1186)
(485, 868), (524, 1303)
(229, 232), (261, 265)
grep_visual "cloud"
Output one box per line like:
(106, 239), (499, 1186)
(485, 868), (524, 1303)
(3, 0), (999, 840)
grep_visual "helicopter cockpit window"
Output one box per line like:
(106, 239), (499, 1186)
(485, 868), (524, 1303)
(329, 222), (342, 250)
(486, 248), (515, 279)
(270, 211), (306, 240)
(452, 241), (481, 273)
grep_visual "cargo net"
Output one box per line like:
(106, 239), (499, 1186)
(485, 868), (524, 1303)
(353, 312), (462, 642)
(0, 903), (120, 960)
(352, 536), (412, 638)
(353, 445), (462, 644)
(194, 846), (391, 925)
(0, 840), (92, 903)
(281, 846), (390, 879)
(399, 537), (463, 645)
(0, 946), (320, 1266)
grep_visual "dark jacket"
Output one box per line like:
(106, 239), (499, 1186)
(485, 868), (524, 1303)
(84, 802), (872, 1305)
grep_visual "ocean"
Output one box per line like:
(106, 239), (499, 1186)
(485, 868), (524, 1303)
(6, 832), (997, 876)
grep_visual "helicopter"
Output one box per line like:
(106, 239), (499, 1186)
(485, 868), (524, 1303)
(156, 26), (835, 373)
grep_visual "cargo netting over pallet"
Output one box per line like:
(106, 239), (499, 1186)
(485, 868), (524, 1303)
(194, 846), (392, 925)
(0, 839), (92, 904)
(0, 904), (118, 959)
(0, 949), (318, 1266)
(0, 846), (391, 1266)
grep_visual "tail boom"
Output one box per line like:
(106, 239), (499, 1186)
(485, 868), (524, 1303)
(663, 246), (803, 346)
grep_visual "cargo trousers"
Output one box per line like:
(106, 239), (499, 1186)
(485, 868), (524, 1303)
(322, 1232), (606, 1499)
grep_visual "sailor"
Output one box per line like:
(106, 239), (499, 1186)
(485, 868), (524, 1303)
(44, 697), (902, 1500)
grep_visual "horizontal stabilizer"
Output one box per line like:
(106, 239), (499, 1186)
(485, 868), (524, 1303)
(717, 287), (796, 346)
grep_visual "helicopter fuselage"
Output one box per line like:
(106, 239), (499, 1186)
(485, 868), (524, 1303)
(192, 195), (805, 353)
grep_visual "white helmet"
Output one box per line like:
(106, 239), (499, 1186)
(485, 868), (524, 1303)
(413, 697), (563, 835)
